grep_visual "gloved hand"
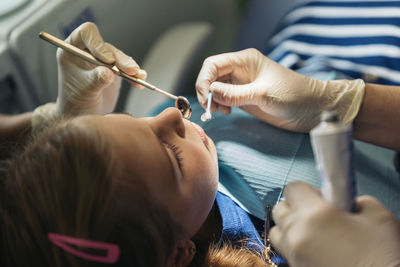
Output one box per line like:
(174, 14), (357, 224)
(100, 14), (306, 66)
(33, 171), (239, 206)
(270, 181), (400, 267)
(195, 48), (365, 132)
(32, 22), (147, 128)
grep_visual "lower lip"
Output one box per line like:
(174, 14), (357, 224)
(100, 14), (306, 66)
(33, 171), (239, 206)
(191, 122), (209, 148)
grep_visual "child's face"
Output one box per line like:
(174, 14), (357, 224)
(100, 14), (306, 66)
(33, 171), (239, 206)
(77, 107), (219, 237)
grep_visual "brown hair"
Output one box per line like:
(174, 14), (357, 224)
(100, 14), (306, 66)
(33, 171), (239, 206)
(0, 119), (276, 267)
(0, 120), (183, 266)
(204, 243), (273, 267)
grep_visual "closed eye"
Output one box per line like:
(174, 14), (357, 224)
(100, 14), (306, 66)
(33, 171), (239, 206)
(164, 143), (183, 169)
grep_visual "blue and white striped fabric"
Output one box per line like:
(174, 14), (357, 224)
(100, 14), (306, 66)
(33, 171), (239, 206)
(265, 0), (400, 85)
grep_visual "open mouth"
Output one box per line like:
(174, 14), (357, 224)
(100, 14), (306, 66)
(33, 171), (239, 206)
(191, 122), (209, 148)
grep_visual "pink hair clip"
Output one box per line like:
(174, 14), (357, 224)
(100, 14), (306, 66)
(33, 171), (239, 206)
(47, 233), (120, 264)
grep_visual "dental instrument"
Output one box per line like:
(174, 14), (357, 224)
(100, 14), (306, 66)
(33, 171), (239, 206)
(310, 110), (356, 212)
(200, 91), (213, 122)
(39, 32), (192, 119)
(263, 205), (277, 267)
(264, 205), (271, 248)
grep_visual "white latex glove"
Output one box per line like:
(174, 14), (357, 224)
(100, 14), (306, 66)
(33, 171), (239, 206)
(196, 48), (365, 132)
(270, 181), (400, 267)
(32, 22), (147, 128)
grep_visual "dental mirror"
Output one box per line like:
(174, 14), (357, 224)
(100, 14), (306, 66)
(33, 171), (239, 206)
(39, 31), (192, 119)
(175, 96), (192, 119)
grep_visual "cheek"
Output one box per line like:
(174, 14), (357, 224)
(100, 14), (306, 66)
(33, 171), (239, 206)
(181, 154), (218, 235)
(171, 144), (219, 236)
(184, 148), (218, 206)
(187, 145), (218, 187)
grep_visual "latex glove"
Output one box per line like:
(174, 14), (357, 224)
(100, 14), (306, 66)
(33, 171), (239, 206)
(195, 48), (365, 132)
(270, 181), (400, 267)
(32, 22), (147, 128)
(57, 22), (147, 116)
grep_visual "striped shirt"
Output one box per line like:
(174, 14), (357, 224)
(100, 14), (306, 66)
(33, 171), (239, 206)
(265, 0), (400, 85)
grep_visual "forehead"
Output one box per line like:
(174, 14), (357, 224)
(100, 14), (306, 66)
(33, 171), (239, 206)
(77, 114), (178, 198)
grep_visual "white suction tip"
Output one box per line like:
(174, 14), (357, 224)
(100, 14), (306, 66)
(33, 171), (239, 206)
(201, 112), (212, 122)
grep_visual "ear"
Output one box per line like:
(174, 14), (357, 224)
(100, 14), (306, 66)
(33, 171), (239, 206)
(165, 239), (196, 267)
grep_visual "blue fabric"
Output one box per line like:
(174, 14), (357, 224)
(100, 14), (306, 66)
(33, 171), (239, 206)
(215, 191), (287, 265)
(215, 191), (263, 248)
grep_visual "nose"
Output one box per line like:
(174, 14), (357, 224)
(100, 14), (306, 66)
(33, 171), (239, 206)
(150, 107), (186, 139)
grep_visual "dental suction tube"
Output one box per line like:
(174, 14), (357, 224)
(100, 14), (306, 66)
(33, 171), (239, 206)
(310, 110), (356, 212)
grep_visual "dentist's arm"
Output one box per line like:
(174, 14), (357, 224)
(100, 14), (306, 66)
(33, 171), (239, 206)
(196, 48), (365, 133)
(1, 22), (148, 158)
(353, 83), (400, 150)
(243, 82), (400, 150)
(196, 48), (400, 150)
(32, 22), (147, 130)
